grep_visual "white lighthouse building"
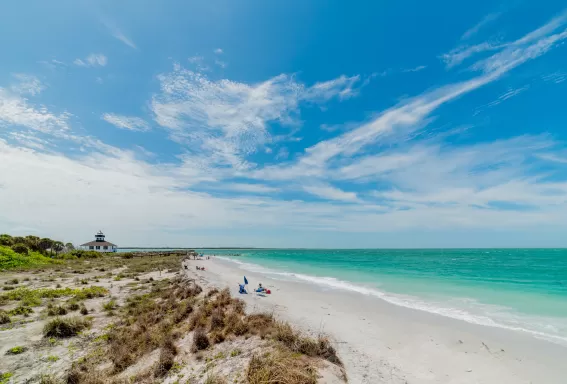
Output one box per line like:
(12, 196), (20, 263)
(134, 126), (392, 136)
(80, 231), (117, 253)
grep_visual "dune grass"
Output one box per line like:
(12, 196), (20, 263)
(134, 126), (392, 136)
(43, 317), (91, 338)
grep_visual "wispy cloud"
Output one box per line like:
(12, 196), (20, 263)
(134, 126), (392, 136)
(402, 65), (427, 73)
(473, 85), (530, 115)
(74, 54), (108, 68)
(102, 114), (150, 132)
(10, 74), (45, 96)
(442, 10), (567, 70)
(254, 11), (567, 184)
(100, 17), (137, 49)
(151, 64), (362, 170)
(542, 71), (567, 83)
(214, 48), (223, 54)
(0, 88), (69, 134)
(303, 184), (358, 202)
(461, 12), (502, 40)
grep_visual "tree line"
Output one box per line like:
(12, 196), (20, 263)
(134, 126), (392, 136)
(0, 234), (74, 256)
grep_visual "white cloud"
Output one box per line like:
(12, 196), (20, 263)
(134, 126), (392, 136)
(214, 48), (223, 54)
(461, 12), (502, 40)
(441, 42), (504, 69)
(74, 54), (108, 68)
(223, 183), (279, 193)
(102, 113), (150, 132)
(402, 65), (427, 73)
(303, 184), (358, 202)
(10, 74), (45, 96)
(151, 65), (361, 170)
(0, 88), (70, 134)
(473, 85), (530, 114)
(442, 11), (567, 70)
(542, 71), (567, 83)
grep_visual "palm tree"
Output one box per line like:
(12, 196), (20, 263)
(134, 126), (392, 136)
(52, 241), (64, 256)
(39, 238), (54, 255)
(25, 236), (41, 252)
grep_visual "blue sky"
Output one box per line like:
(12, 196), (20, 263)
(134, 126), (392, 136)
(1, 0), (567, 248)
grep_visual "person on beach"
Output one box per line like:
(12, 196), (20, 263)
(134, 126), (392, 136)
(257, 283), (265, 292)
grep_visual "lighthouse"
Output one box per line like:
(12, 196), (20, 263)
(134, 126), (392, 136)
(80, 231), (117, 253)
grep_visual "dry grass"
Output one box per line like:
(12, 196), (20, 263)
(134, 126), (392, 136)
(107, 278), (202, 372)
(47, 304), (68, 316)
(204, 372), (227, 384)
(0, 310), (10, 324)
(247, 349), (318, 384)
(191, 327), (210, 352)
(43, 317), (91, 338)
(154, 336), (178, 377)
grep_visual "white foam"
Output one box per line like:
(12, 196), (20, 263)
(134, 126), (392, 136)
(217, 256), (567, 346)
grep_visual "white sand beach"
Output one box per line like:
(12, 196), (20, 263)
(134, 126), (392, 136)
(186, 257), (566, 384)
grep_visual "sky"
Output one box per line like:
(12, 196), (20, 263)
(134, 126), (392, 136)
(1, 0), (567, 248)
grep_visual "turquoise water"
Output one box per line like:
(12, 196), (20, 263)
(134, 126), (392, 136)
(198, 249), (567, 345)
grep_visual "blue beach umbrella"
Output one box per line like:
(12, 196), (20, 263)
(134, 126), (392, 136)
(244, 276), (249, 285)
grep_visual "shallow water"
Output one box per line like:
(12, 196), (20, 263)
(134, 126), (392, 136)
(194, 248), (567, 345)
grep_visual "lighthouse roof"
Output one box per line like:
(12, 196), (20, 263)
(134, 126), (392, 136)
(80, 240), (116, 247)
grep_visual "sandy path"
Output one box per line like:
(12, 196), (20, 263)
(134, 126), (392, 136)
(184, 257), (567, 384)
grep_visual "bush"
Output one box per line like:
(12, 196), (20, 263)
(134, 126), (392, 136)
(80, 306), (89, 315)
(102, 299), (117, 312)
(0, 311), (10, 324)
(47, 305), (68, 316)
(0, 245), (58, 270)
(8, 306), (33, 316)
(65, 250), (102, 259)
(154, 336), (177, 377)
(67, 301), (80, 311)
(11, 243), (29, 255)
(191, 328), (210, 352)
(43, 317), (91, 338)
(6, 346), (27, 355)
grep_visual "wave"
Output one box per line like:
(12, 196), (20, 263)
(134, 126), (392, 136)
(217, 256), (567, 346)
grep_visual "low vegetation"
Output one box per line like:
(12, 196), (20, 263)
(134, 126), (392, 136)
(0, 245), (59, 270)
(6, 346), (27, 355)
(0, 286), (108, 307)
(43, 317), (92, 338)
(0, 239), (345, 383)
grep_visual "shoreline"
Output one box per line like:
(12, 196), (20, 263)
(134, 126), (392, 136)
(189, 256), (567, 383)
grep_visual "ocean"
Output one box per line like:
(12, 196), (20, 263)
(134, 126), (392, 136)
(196, 248), (567, 346)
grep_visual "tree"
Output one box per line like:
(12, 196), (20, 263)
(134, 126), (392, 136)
(52, 241), (64, 255)
(25, 236), (41, 252)
(0, 234), (13, 246)
(65, 243), (75, 251)
(39, 238), (54, 255)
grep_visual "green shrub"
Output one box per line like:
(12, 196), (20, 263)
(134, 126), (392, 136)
(102, 299), (117, 313)
(6, 346), (27, 355)
(1, 372), (14, 384)
(47, 305), (68, 316)
(80, 306), (89, 315)
(1, 286), (108, 307)
(11, 243), (29, 255)
(0, 246), (59, 270)
(43, 317), (91, 338)
(8, 306), (33, 316)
